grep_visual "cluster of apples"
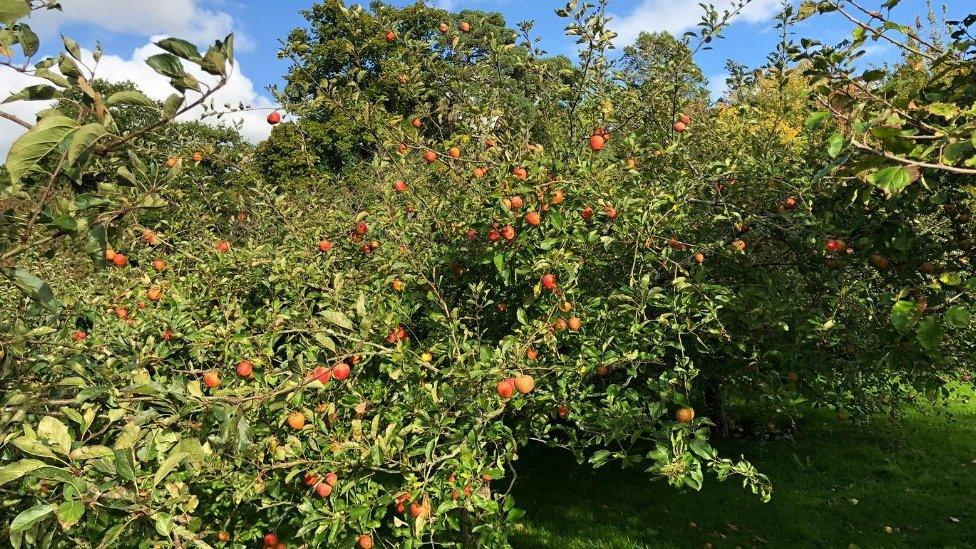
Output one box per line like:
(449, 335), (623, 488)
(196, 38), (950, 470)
(496, 374), (535, 399)
(673, 113), (691, 133)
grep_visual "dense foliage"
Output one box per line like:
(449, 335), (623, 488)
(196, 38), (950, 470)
(1, 0), (974, 547)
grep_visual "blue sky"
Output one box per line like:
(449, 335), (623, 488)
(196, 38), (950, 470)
(0, 1), (970, 156)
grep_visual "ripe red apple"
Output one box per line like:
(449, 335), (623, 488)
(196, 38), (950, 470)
(567, 317), (581, 331)
(509, 195), (524, 209)
(557, 405), (570, 419)
(679, 113), (691, 125)
(152, 258), (166, 272)
(325, 472), (338, 487)
(356, 221), (368, 235)
(263, 533), (278, 548)
(163, 329), (173, 341)
(514, 375), (535, 394)
(526, 347), (538, 360)
(384, 30), (396, 42)
(315, 482), (333, 498)
(72, 330), (87, 342)
(333, 362), (351, 381)
(869, 253), (889, 269)
(147, 286), (162, 302)
(513, 167), (527, 180)
(304, 472), (319, 486)
(438, 22), (449, 34)
(488, 229), (500, 242)
(307, 366), (331, 384)
(216, 240), (231, 253)
(411, 118), (422, 129)
(675, 407), (695, 423)
(673, 121), (686, 132)
(694, 252), (705, 264)
(318, 240), (333, 252)
(497, 378), (515, 399)
(466, 229), (477, 240)
(112, 253), (127, 267)
(394, 180), (407, 193)
(424, 151), (438, 163)
(287, 412), (306, 430)
(603, 205), (617, 219)
(581, 206), (593, 220)
(448, 147), (461, 159)
(589, 134), (606, 151)
(526, 211), (541, 226)
(501, 225), (516, 241)
(459, 21), (471, 32)
(236, 360), (253, 378)
(357, 535), (374, 549)
(267, 111), (281, 125)
(541, 273), (557, 290)
(473, 167), (486, 179)
(203, 371), (220, 389)
(784, 196), (798, 210)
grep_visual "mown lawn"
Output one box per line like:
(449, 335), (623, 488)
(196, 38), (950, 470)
(512, 389), (976, 548)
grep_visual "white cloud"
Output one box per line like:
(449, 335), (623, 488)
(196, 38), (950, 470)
(611, 0), (781, 45)
(0, 40), (277, 159)
(0, 71), (54, 161)
(27, 0), (252, 50)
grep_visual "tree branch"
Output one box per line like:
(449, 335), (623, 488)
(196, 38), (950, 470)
(0, 109), (33, 129)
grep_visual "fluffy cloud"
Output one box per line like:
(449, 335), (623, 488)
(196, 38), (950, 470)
(84, 41), (277, 142)
(611, 0), (781, 45)
(0, 71), (53, 160)
(0, 40), (276, 159)
(28, 0), (252, 50)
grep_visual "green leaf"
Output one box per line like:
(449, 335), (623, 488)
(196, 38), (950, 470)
(827, 132), (845, 157)
(17, 25), (38, 57)
(926, 102), (959, 119)
(3, 84), (58, 103)
(0, 0), (30, 25)
(322, 310), (354, 330)
(12, 436), (56, 459)
(890, 301), (918, 333)
(796, 1), (817, 20)
(314, 332), (336, 352)
(55, 501), (84, 531)
(5, 114), (80, 184)
(61, 34), (81, 60)
(67, 123), (109, 166)
(200, 44), (227, 76)
(5, 268), (60, 312)
(162, 93), (183, 118)
(861, 69), (885, 82)
(145, 53), (186, 79)
(945, 305), (970, 329)
(804, 111), (829, 130)
(105, 90), (156, 108)
(155, 38), (202, 62)
(10, 504), (56, 532)
(113, 449), (135, 481)
(0, 459), (47, 486)
(916, 316), (941, 352)
(867, 166), (912, 196)
(153, 451), (185, 488)
(68, 445), (113, 460)
(38, 416), (72, 454)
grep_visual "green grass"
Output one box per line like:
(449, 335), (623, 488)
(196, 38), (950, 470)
(512, 391), (976, 548)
